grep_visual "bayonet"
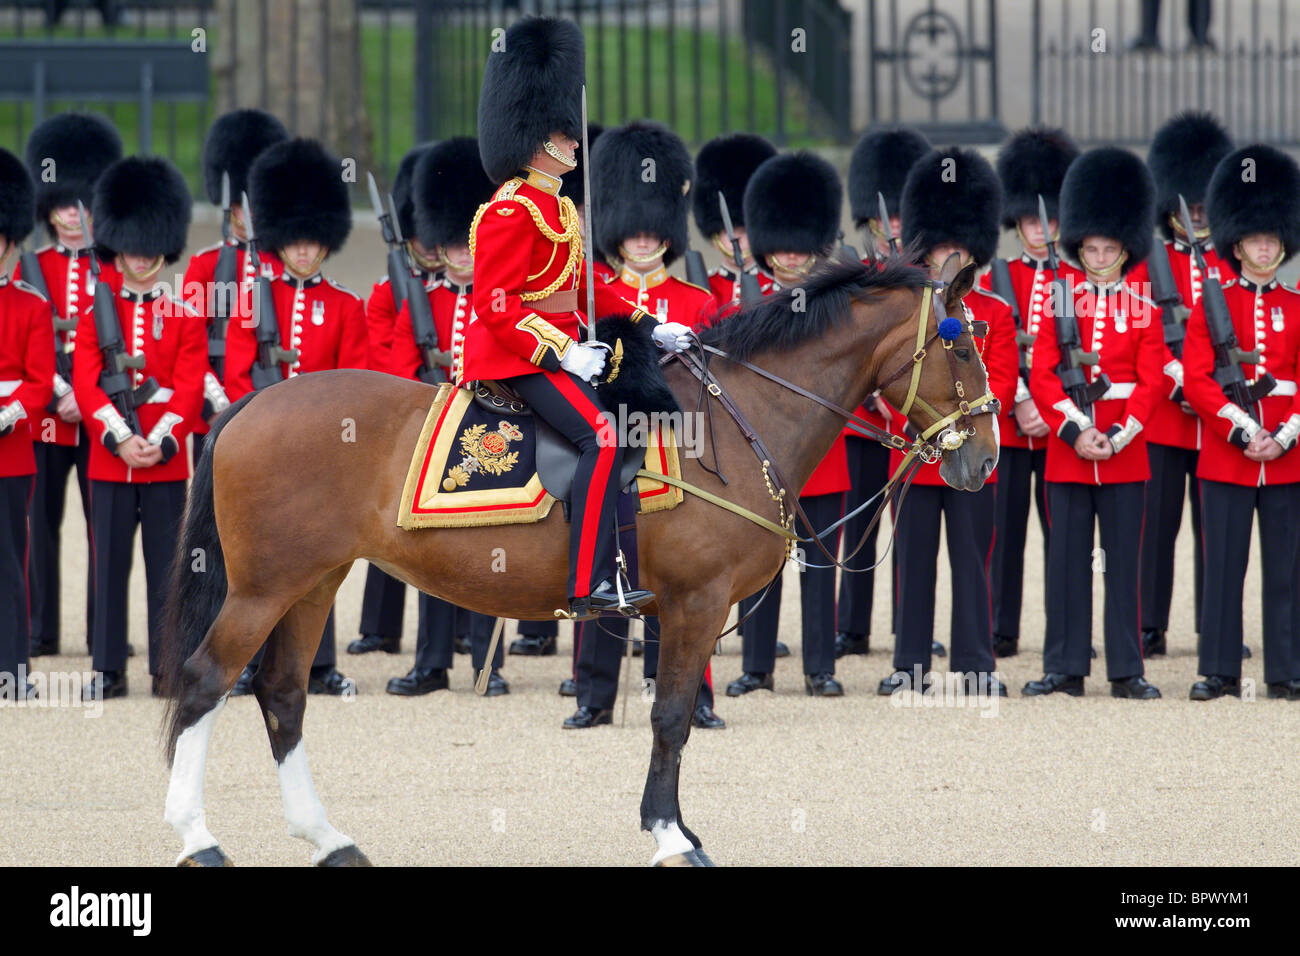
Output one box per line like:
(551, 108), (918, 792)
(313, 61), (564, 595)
(719, 191), (761, 305)
(877, 191), (899, 255)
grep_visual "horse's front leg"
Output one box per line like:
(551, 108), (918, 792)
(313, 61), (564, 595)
(640, 591), (729, 867)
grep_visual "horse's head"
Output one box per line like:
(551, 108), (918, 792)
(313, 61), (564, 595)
(875, 257), (1000, 491)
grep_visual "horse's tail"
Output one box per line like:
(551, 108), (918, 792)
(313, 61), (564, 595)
(160, 392), (258, 764)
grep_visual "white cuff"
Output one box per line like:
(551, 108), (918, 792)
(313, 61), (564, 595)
(1274, 413), (1300, 451)
(203, 371), (231, 416)
(1162, 359), (1184, 390)
(1108, 415), (1144, 453)
(0, 399), (27, 431)
(146, 411), (184, 447)
(1014, 377), (1032, 405)
(52, 374), (73, 398)
(93, 404), (133, 447)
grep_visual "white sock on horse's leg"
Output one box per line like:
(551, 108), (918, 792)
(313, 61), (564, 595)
(277, 740), (354, 863)
(649, 819), (695, 865)
(164, 698), (226, 863)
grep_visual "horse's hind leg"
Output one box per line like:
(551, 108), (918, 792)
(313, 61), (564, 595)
(640, 588), (730, 867)
(254, 570), (371, 866)
(165, 594), (286, 866)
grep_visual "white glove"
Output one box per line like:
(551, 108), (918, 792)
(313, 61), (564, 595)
(651, 321), (694, 352)
(560, 343), (607, 383)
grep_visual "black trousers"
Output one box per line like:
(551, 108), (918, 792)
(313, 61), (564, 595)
(1139, 0), (1212, 44)
(88, 479), (186, 675)
(0, 476), (32, 681)
(1198, 480), (1300, 684)
(893, 483), (997, 674)
(737, 492), (843, 676)
(989, 446), (1047, 640)
(1043, 481), (1146, 680)
(836, 435), (890, 637)
(359, 564), (406, 644)
(518, 619), (557, 637)
(505, 370), (622, 599)
(574, 615), (714, 711)
(1140, 443), (1202, 634)
(412, 596), (500, 673)
(29, 437), (92, 652)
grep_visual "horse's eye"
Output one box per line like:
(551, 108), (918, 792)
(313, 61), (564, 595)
(955, 348), (971, 361)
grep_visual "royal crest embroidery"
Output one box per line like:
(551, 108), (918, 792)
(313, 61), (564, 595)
(442, 419), (524, 491)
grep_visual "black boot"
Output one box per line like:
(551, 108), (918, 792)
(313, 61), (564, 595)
(508, 633), (557, 656)
(347, 633), (400, 655)
(834, 632), (869, 657)
(386, 667), (449, 696)
(692, 704), (726, 728)
(1189, 675), (1240, 701)
(308, 667), (356, 696)
(1141, 628), (1166, 656)
(558, 677), (576, 697)
(1022, 673), (1084, 697)
(569, 579), (654, 620)
(725, 672), (773, 696)
(563, 705), (613, 729)
(83, 670), (128, 701)
(992, 634), (1018, 657)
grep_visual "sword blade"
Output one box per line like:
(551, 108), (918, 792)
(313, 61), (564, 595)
(581, 85), (596, 343)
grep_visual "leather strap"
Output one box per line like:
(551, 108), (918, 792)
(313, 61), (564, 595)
(635, 470), (797, 540)
(531, 289), (578, 314)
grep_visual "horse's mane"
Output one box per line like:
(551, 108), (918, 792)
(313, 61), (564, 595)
(698, 253), (930, 361)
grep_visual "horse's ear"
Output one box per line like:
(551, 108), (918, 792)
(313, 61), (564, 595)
(943, 260), (978, 313)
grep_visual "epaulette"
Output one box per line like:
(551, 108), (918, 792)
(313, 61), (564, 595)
(1277, 281), (1300, 297)
(1219, 277), (1238, 290)
(193, 241), (224, 257)
(491, 178), (523, 203)
(675, 276), (713, 297)
(11, 278), (48, 302)
(325, 276), (362, 300)
(600, 272), (617, 285)
(970, 285), (1008, 307)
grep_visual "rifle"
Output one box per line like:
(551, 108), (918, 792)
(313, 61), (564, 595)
(78, 202), (159, 446)
(209, 170), (237, 381)
(368, 171), (407, 314)
(242, 191), (298, 391)
(877, 192), (901, 257)
(990, 257), (1032, 434)
(1039, 193), (1109, 420)
(718, 191), (762, 305)
(1178, 194), (1274, 421)
(1145, 240), (1188, 365)
(18, 242), (76, 414)
(389, 191), (452, 383)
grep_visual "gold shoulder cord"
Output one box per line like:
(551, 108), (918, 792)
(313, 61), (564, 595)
(468, 184), (581, 304)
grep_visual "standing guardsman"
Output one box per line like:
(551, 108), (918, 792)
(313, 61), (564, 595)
(385, 136), (507, 697)
(74, 156), (207, 699)
(467, 16), (693, 621)
(16, 113), (122, 657)
(1025, 147), (1165, 700)
(876, 146), (1019, 697)
(691, 133), (777, 314)
(1132, 112), (1233, 658)
(183, 108), (289, 466)
(837, 125), (931, 660)
(978, 127), (1080, 658)
(1183, 144), (1300, 700)
(725, 151), (851, 698)
(224, 137), (368, 696)
(0, 148), (55, 700)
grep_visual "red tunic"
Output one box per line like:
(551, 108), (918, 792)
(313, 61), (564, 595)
(886, 287), (1020, 486)
(705, 265), (775, 324)
(1029, 276), (1165, 485)
(73, 285), (207, 483)
(13, 243), (120, 447)
(223, 271), (370, 401)
(1182, 277), (1300, 486)
(603, 266), (715, 329)
(0, 276), (56, 477)
(364, 277), (402, 376)
(466, 169), (651, 383)
(389, 275), (465, 384)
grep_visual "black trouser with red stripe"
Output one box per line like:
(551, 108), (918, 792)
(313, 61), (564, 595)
(1141, 442), (1202, 635)
(989, 446), (1048, 641)
(29, 436), (93, 652)
(1198, 479), (1300, 684)
(836, 435), (890, 638)
(737, 492), (843, 676)
(1043, 481), (1145, 680)
(893, 483), (996, 675)
(574, 616), (714, 711)
(359, 564), (406, 646)
(505, 370), (623, 599)
(88, 479), (186, 676)
(412, 596), (500, 673)
(0, 475), (33, 685)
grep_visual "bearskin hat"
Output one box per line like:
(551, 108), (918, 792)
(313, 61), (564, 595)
(25, 112), (123, 236)
(0, 148), (36, 246)
(392, 143), (433, 241)
(692, 133), (777, 238)
(900, 146), (1002, 268)
(201, 108), (289, 206)
(996, 127), (1079, 230)
(1058, 146), (1155, 275)
(744, 151), (843, 262)
(561, 123), (604, 210)
(1148, 112), (1233, 240)
(477, 16), (585, 184)
(1208, 143), (1300, 277)
(247, 138), (351, 254)
(847, 126), (931, 227)
(590, 121), (693, 267)
(413, 138), (495, 250)
(91, 156), (192, 265)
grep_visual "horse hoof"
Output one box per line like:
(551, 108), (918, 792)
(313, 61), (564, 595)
(317, 844), (373, 867)
(653, 848), (715, 867)
(177, 846), (233, 867)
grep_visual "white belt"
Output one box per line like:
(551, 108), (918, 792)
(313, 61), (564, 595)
(1268, 379), (1298, 397)
(143, 387), (174, 404)
(0, 380), (20, 397)
(1100, 382), (1135, 400)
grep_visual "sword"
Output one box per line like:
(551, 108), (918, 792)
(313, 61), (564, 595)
(877, 192), (899, 255)
(719, 191), (762, 305)
(581, 85), (596, 344)
(474, 617), (508, 696)
(219, 171), (231, 243)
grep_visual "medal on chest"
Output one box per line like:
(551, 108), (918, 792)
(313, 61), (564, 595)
(153, 309), (165, 341)
(1114, 305), (1127, 334)
(1273, 306), (1285, 334)
(311, 300), (325, 326)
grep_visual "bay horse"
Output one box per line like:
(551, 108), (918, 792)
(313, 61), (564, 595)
(159, 255), (999, 867)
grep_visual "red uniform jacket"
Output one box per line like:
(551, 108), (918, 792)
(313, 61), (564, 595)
(1029, 276), (1164, 485)
(14, 243), (120, 446)
(466, 169), (651, 383)
(1125, 239), (1222, 450)
(365, 275), (405, 376)
(390, 275), (466, 385)
(224, 271), (369, 401)
(886, 286), (1019, 486)
(978, 254), (1083, 451)
(0, 276), (56, 477)
(705, 265), (776, 325)
(603, 266), (715, 329)
(1182, 277), (1300, 487)
(73, 285), (207, 483)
